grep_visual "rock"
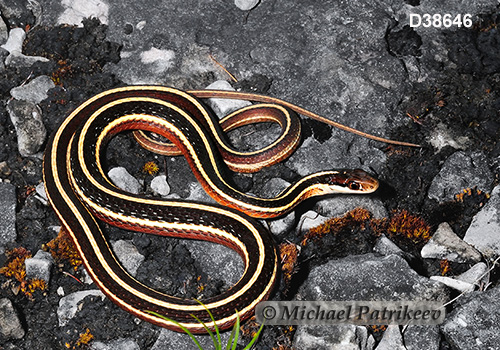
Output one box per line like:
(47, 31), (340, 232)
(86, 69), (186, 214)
(268, 211), (295, 236)
(1, 28), (49, 67)
(456, 262), (488, 286)
(151, 328), (232, 350)
(185, 182), (217, 204)
(442, 285), (500, 349)
(427, 122), (469, 152)
(430, 276), (474, 293)
(403, 325), (440, 350)
(374, 325), (405, 350)
(258, 177), (290, 198)
(25, 250), (54, 283)
(58, 0), (109, 26)
(0, 12), (7, 45)
(421, 222), (482, 263)
(186, 240), (243, 287)
(108, 167), (142, 194)
(10, 75), (55, 104)
(111, 240), (145, 277)
(0, 298), (25, 340)
(35, 182), (48, 205)
(234, 0), (259, 11)
(91, 338), (140, 350)
(427, 151), (493, 202)
(299, 254), (448, 302)
(6, 99), (47, 157)
(292, 324), (361, 350)
(0, 183), (16, 252)
(463, 185), (500, 257)
(58, 290), (106, 327)
(314, 196), (388, 220)
(204, 80), (251, 118)
(150, 175), (170, 196)
(139, 47), (176, 74)
(296, 210), (329, 233)
(374, 235), (405, 257)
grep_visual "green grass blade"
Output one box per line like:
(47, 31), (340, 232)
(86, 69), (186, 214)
(195, 299), (222, 348)
(242, 321), (265, 350)
(190, 313), (219, 349)
(225, 322), (237, 350)
(230, 312), (240, 350)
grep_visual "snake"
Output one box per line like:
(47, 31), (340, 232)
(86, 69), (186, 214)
(43, 85), (387, 333)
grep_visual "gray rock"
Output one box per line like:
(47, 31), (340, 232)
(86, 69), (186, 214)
(428, 151), (493, 202)
(185, 182), (217, 204)
(108, 167), (142, 194)
(0, 298), (25, 340)
(150, 175), (170, 197)
(1, 28), (49, 67)
(296, 210), (329, 233)
(292, 324), (360, 350)
(456, 263), (488, 286)
(258, 177), (290, 198)
(374, 235), (405, 257)
(57, 0), (109, 26)
(6, 99), (47, 157)
(35, 182), (48, 205)
(0, 12), (7, 45)
(58, 290), (106, 327)
(430, 276), (474, 293)
(151, 327), (232, 350)
(234, 0), (259, 11)
(186, 240), (243, 288)
(10, 75), (55, 104)
(204, 80), (251, 118)
(463, 185), (500, 257)
(403, 325), (440, 350)
(299, 254), (448, 302)
(375, 325), (405, 350)
(427, 123), (469, 152)
(268, 211), (295, 236)
(314, 196), (388, 220)
(442, 285), (500, 349)
(111, 240), (145, 277)
(25, 250), (54, 283)
(91, 338), (140, 350)
(0, 183), (16, 251)
(421, 222), (482, 263)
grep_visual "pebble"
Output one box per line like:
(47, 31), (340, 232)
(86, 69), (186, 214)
(299, 254), (448, 302)
(268, 211), (295, 236)
(35, 182), (48, 205)
(10, 75), (56, 104)
(456, 262), (488, 286)
(428, 122), (469, 152)
(58, 290), (106, 327)
(1, 28), (49, 67)
(139, 47), (176, 74)
(374, 234), (405, 257)
(421, 222), (482, 263)
(0, 12), (7, 45)
(442, 284), (500, 349)
(108, 167), (142, 194)
(111, 240), (145, 277)
(204, 80), (251, 118)
(150, 175), (170, 197)
(0, 298), (25, 340)
(292, 324), (361, 350)
(463, 184), (500, 257)
(234, 0), (259, 11)
(25, 250), (54, 283)
(6, 99), (47, 157)
(315, 196), (388, 220)
(58, 0), (109, 26)
(374, 325), (405, 350)
(296, 210), (329, 233)
(0, 183), (16, 252)
(427, 151), (493, 202)
(91, 338), (140, 350)
(403, 325), (440, 350)
(151, 328), (232, 350)
(430, 276), (474, 293)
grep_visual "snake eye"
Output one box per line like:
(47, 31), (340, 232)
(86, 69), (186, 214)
(347, 180), (361, 191)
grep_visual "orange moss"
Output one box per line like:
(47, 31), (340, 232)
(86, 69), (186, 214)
(440, 259), (451, 276)
(75, 328), (94, 347)
(454, 187), (490, 203)
(0, 248), (47, 298)
(301, 208), (373, 245)
(142, 161), (159, 176)
(386, 210), (431, 243)
(45, 227), (83, 270)
(279, 243), (300, 285)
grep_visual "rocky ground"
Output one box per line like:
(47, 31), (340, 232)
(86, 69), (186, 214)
(0, 0), (499, 349)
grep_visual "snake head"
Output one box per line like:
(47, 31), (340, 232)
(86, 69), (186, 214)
(311, 169), (379, 195)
